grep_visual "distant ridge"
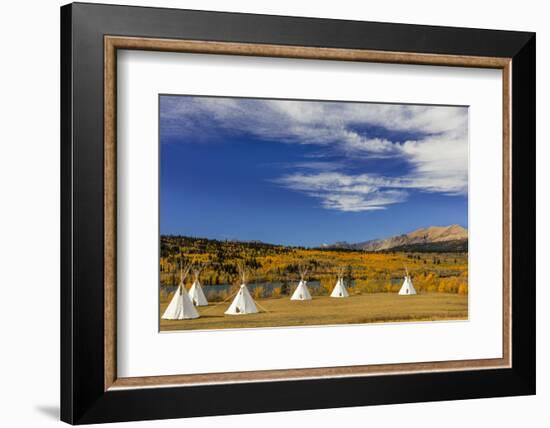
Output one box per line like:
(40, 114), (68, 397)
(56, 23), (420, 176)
(325, 225), (468, 253)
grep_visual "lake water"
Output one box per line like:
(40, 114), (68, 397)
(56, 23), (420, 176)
(160, 278), (405, 297)
(162, 280), (321, 296)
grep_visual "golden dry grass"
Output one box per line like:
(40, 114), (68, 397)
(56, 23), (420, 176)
(160, 292), (468, 331)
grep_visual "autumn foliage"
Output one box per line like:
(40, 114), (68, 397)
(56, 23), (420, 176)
(160, 236), (468, 296)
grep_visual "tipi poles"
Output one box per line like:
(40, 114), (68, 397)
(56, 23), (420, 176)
(192, 261), (208, 282)
(253, 299), (270, 313)
(236, 261), (248, 284)
(178, 261), (192, 294)
(337, 266), (345, 281)
(199, 287), (240, 315)
(298, 263), (309, 281)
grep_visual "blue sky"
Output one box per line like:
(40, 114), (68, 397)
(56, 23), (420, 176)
(160, 95), (468, 247)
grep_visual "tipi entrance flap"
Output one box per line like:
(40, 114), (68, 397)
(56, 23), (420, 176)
(161, 262), (200, 320)
(291, 280), (312, 301)
(330, 276), (349, 298)
(398, 275), (417, 295)
(188, 279), (209, 306)
(225, 284), (259, 315)
(162, 284), (200, 320)
(188, 266), (209, 306)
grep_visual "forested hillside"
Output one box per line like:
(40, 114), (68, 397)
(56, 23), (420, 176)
(160, 235), (468, 297)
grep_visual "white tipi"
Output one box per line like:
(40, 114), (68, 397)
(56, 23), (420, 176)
(161, 263), (200, 320)
(398, 267), (417, 295)
(225, 263), (259, 315)
(291, 264), (312, 301)
(188, 266), (209, 306)
(330, 268), (349, 298)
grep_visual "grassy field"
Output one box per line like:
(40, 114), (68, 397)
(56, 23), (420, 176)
(160, 292), (468, 331)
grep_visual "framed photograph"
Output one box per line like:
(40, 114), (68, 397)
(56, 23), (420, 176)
(61, 2), (535, 424)
(157, 94), (470, 332)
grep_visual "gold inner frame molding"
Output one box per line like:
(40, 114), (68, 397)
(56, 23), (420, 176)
(104, 35), (512, 391)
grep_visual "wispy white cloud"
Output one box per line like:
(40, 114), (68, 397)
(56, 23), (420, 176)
(288, 161), (344, 171)
(320, 191), (407, 212)
(399, 134), (468, 194)
(273, 172), (429, 212)
(273, 173), (407, 212)
(161, 96), (468, 211)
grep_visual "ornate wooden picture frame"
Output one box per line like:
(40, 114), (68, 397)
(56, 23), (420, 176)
(61, 2), (535, 424)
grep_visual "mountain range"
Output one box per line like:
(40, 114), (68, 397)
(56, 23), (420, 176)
(324, 224), (468, 253)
